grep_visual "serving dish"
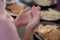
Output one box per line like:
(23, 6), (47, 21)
(21, 0), (57, 10)
(33, 0), (57, 6)
(33, 21), (60, 40)
(5, 2), (28, 16)
(40, 8), (60, 21)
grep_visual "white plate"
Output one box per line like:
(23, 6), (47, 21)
(7, 10), (17, 16)
(41, 17), (60, 21)
(40, 9), (60, 21)
(5, 1), (28, 16)
(33, 0), (57, 6)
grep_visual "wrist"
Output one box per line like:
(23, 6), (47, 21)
(25, 26), (34, 32)
(24, 27), (33, 40)
(14, 19), (20, 28)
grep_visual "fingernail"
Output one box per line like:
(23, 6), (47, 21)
(31, 6), (36, 11)
(37, 6), (41, 10)
(32, 6), (35, 9)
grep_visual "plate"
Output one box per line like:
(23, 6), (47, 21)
(40, 9), (60, 21)
(6, 10), (17, 16)
(33, 22), (60, 40)
(5, 1), (28, 16)
(33, 0), (57, 6)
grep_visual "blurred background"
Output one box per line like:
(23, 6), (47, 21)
(5, 0), (60, 40)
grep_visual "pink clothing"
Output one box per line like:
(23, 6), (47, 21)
(0, 20), (20, 40)
(0, 0), (21, 40)
(0, 0), (40, 40)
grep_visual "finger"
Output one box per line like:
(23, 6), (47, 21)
(36, 6), (41, 10)
(36, 11), (41, 19)
(5, 10), (14, 21)
(26, 9), (32, 18)
(18, 7), (31, 18)
(6, 13), (14, 21)
(31, 6), (36, 12)
(36, 11), (41, 23)
(35, 10), (40, 19)
(33, 7), (40, 17)
(36, 6), (41, 17)
(33, 7), (40, 21)
(31, 6), (40, 17)
(18, 7), (31, 16)
(31, 6), (36, 17)
(32, 6), (35, 10)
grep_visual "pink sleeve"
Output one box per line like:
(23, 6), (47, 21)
(0, 0), (21, 40)
(0, 19), (21, 40)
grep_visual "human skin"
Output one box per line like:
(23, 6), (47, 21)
(23, 6), (40, 40)
(0, 0), (40, 40)
(14, 6), (40, 28)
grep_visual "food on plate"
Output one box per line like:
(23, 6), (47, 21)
(34, 24), (60, 40)
(7, 4), (23, 14)
(34, 0), (53, 6)
(41, 8), (60, 20)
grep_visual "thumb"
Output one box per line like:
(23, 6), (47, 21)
(5, 10), (14, 21)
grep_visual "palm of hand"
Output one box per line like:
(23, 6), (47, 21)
(26, 6), (40, 30)
(15, 7), (32, 26)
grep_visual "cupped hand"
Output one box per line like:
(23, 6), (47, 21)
(25, 6), (41, 31)
(23, 6), (40, 40)
(14, 7), (32, 27)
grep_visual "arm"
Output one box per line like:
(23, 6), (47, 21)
(0, 0), (21, 38)
(23, 26), (33, 40)
(23, 6), (40, 40)
(0, 19), (21, 40)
